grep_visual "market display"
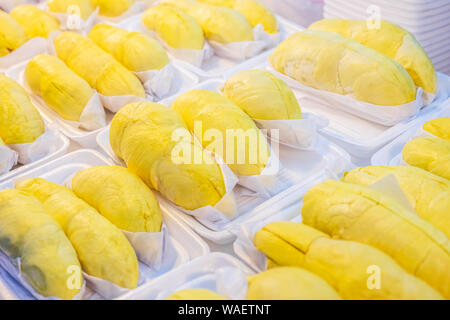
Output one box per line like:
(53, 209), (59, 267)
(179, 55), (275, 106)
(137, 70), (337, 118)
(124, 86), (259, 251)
(0, 9), (28, 57)
(10, 5), (60, 39)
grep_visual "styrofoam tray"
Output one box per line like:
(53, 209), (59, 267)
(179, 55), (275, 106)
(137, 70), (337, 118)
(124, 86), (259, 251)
(6, 60), (199, 148)
(118, 252), (254, 300)
(371, 104), (450, 166)
(0, 149), (209, 300)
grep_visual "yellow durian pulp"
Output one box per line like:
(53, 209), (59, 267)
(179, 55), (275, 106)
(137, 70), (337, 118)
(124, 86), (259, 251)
(0, 9), (28, 57)
(10, 5), (60, 39)
(90, 0), (135, 17)
(423, 117), (450, 141)
(47, 0), (95, 20)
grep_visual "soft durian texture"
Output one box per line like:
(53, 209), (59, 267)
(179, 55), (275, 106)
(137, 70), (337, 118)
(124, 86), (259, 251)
(141, 5), (205, 50)
(247, 267), (341, 300)
(0, 10), (28, 57)
(16, 178), (139, 289)
(423, 117), (450, 141)
(222, 69), (302, 120)
(171, 90), (270, 176)
(54, 32), (145, 98)
(10, 5), (60, 39)
(166, 289), (229, 300)
(47, 0), (95, 20)
(342, 166), (450, 238)
(270, 30), (416, 106)
(90, 0), (134, 17)
(254, 221), (443, 300)
(309, 19), (437, 94)
(25, 54), (94, 122)
(0, 74), (44, 144)
(302, 179), (450, 299)
(402, 137), (450, 180)
(72, 166), (163, 233)
(163, 0), (254, 43)
(110, 101), (228, 212)
(89, 24), (169, 72)
(0, 189), (82, 300)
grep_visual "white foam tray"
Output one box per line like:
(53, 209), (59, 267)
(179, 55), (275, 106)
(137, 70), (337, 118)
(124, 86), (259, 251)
(117, 252), (254, 300)
(371, 102), (450, 166)
(96, 79), (353, 244)
(6, 60), (199, 149)
(0, 149), (209, 300)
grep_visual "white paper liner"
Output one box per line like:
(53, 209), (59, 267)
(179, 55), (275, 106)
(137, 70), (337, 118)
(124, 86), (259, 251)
(0, 37), (48, 71)
(156, 267), (248, 300)
(99, 93), (148, 113)
(135, 63), (175, 99)
(0, 251), (86, 300)
(47, 6), (99, 34)
(94, 0), (153, 24)
(9, 126), (61, 165)
(268, 66), (425, 126)
(0, 146), (18, 174)
(254, 113), (329, 150)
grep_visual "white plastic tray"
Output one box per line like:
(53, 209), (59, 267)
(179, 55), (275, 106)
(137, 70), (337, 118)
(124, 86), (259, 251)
(0, 149), (209, 300)
(6, 60), (199, 148)
(117, 252), (254, 300)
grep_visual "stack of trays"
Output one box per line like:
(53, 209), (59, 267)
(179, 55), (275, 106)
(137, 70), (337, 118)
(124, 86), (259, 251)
(323, 0), (450, 75)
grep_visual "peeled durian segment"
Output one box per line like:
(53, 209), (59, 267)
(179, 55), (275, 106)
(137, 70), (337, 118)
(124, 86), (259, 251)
(402, 137), (450, 180)
(302, 179), (450, 299)
(342, 166), (450, 239)
(0, 9), (28, 57)
(10, 5), (60, 39)
(270, 30), (417, 106)
(25, 54), (94, 122)
(247, 267), (341, 300)
(88, 24), (169, 72)
(166, 289), (229, 300)
(171, 89), (270, 176)
(222, 69), (302, 120)
(72, 166), (163, 233)
(16, 178), (139, 289)
(0, 189), (82, 300)
(141, 5), (205, 50)
(54, 32), (145, 98)
(254, 221), (444, 299)
(309, 19), (437, 94)
(163, 0), (254, 43)
(423, 117), (450, 141)
(91, 0), (135, 17)
(47, 0), (95, 20)
(110, 101), (227, 211)
(0, 74), (44, 145)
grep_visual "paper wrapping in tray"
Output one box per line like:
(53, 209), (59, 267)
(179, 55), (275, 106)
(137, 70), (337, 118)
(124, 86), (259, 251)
(135, 63), (175, 99)
(98, 93), (148, 113)
(268, 66), (426, 126)
(0, 37), (48, 71)
(48, 7), (99, 34)
(155, 267), (248, 300)
(0, 252), (86, 300)
(0, 146), (18, 175)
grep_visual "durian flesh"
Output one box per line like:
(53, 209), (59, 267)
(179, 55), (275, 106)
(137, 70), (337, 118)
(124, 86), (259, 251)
(342, 165), (450, 239)
(16, 178), (139, 289)
(54, 32), (145, 98)
(88, 24), (169, 72)
(171, 89), (270, 176)
(0, 9), (28, 57)
(0, 189), (82, 300)
(302, 179), (450, 299)
(72, 165), (163, 233)
(90, 0), (135, 17)
(423, 117), (450, 141)
(166, 289), (229, 300)
(47, 0), (95, 20)
(0, 74), (44, 144)
(141, 5), (205, 50)
(402, 137), (450, 180)
(270, 30), (417, 106)
(25, 54), (94, 122)
(246, 267), (341, 300)
(309, 19), (437, 94)
(254, 221), (443, 299)
(222, 69), (302, 120)
(110, 101), (228, 212)
(10, 5), (60, 39)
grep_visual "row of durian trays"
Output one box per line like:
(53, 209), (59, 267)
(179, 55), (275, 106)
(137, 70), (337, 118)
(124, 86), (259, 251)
(0, 0), (450, 300)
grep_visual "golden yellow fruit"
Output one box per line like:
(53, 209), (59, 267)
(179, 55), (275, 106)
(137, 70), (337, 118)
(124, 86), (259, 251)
(0, 9), (28, 57)
(166, 289), (229, 300)
(423, 117), (450, 141)
(10, 5), (60, 39)
(47, 0), (95, 20)
(91, 0), (135, 17)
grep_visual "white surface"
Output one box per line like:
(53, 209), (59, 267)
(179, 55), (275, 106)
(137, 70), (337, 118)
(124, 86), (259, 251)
(0, 149), (209, 300)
